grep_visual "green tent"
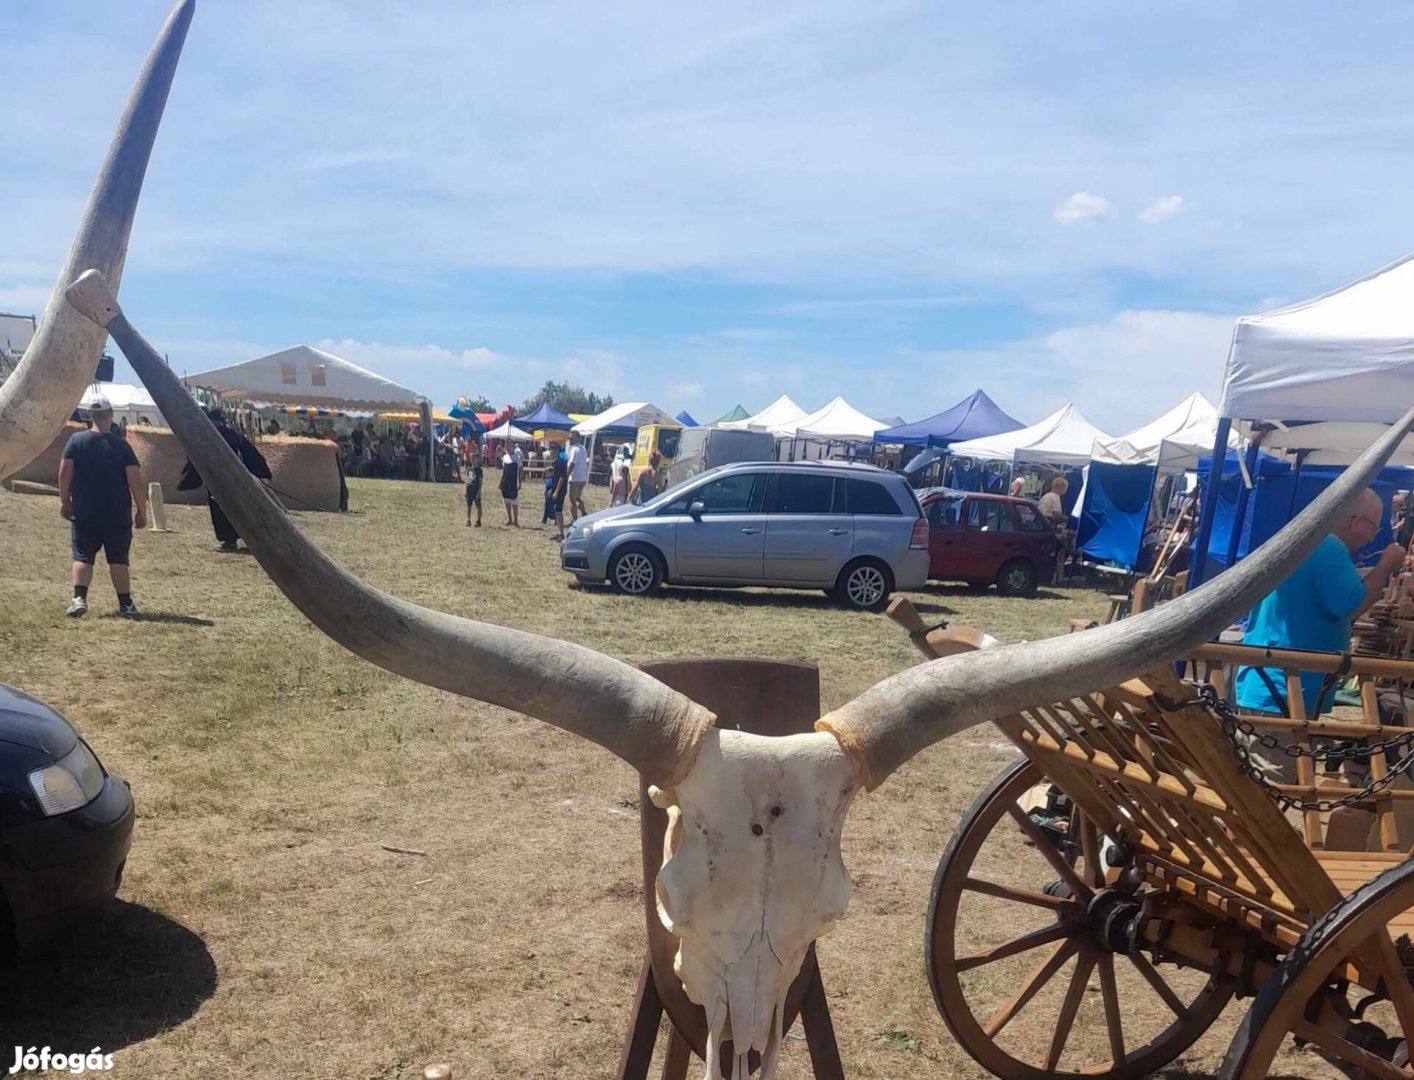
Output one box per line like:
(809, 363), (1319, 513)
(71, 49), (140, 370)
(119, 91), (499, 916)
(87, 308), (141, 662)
(715, 404), (750, 423)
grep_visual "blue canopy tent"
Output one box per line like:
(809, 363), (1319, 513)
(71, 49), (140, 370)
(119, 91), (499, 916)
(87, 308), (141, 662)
(875, 389), (1023, 449)
(1076, 462), (1159, 569)
(1193, 454), (1414, 576)
(675, 410), (699, 427)
(518, 402), (576, 431)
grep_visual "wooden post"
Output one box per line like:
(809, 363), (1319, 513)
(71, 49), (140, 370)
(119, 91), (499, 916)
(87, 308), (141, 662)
(617, 658), (845, 1080)
(147, 480), (173, 531)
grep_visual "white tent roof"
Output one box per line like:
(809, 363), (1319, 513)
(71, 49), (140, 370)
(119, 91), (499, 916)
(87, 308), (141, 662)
(572, 401), (680, 435)
(1222, 252), (1414, 426)
(0, 312), (36, 356)
(787, 396), (889, 442)
(1091, 392), (1235, 472)
(186, 345), (426, 410)
(485, 421), (533, 442)
(949, 403), (1110, 467)
(719, 393), (807, 432)
(80, 381), (166, 426)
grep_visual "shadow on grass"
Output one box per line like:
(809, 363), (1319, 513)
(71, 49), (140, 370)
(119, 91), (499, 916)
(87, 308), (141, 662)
(98, 612), (215, 627)
(574, 581), (959, 616)
(0, 900), (215, 1052)
(921, 584), (1071, 602)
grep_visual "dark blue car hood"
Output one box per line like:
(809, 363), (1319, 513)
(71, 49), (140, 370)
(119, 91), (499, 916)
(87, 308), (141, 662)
(0, 683), (79, 757)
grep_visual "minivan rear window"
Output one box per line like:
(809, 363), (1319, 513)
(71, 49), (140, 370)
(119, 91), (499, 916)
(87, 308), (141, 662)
(847, 478), (901, 515)
(766, 473), (836, 514)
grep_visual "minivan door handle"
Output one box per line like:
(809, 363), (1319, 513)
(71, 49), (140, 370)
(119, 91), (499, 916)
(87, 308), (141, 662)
(740, 527), (761, 535)
(827, 527), (848, 535)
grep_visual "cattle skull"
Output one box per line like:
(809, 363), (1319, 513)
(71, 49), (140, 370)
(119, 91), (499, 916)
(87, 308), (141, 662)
(14, 7), (1414, 1077)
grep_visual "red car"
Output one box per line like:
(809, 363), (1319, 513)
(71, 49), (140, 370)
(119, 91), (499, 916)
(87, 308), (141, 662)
(918, 489), (1059, 596)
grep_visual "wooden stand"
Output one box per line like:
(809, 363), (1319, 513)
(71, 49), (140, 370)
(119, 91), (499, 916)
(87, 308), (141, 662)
(616, 658), (845, 1080)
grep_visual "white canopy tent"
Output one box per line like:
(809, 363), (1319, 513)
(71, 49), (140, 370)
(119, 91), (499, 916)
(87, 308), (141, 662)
(718, 393), (807, 433)
(1192, 251), (1414, 582)
(484, 421), (534, 442)
(80, 381), (166, 428)
(186, 345), (426, 411)
(571, 401), (680, 435)
(1091, 391), (1236, 473)
(786, 396), (889, 442)
(949, 403), (1110, 468)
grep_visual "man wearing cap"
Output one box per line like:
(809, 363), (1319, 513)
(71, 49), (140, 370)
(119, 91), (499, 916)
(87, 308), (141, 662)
(58, 397), (147, 617)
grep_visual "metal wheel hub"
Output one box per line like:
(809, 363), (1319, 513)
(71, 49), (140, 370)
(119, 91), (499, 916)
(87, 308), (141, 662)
(616, 553), (654, 592)
(847, 566), (885, 606)
(1082, 886), (1147, 954)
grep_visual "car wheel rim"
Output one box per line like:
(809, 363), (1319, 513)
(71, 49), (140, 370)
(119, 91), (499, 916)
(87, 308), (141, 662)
(1005, 567), (1028, 591)
(847, 566), (885, 607)
(616, 553), (654, 593)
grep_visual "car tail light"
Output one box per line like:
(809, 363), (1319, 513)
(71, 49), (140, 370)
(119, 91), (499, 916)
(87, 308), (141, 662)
(909, 517), (928, 549)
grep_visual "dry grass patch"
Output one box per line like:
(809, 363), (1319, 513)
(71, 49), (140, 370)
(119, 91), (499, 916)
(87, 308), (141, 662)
(0, 479), (1255, 1077)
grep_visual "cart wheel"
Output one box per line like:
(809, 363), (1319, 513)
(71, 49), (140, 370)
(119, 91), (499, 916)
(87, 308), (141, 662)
(928, 758), (1233, 1079)
(1220, 858), (1414, 1079)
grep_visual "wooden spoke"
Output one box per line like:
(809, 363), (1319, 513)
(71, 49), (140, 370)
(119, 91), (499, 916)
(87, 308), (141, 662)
(1097, 954), (1126, 1065)
(984, 940), (1079, 1038)
(1129, 950), (1189, 1019)
(962, 876), (1071, 911)
(957, 922), (1070, 972)
(1291, 1019), (1411, 1080)
(1045, 950), (1098, 1071)
(1006, 803), (1093, 899)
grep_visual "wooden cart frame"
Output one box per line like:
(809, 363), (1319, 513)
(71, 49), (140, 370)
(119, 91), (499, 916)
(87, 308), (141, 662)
(894, 601), (1414, 1078)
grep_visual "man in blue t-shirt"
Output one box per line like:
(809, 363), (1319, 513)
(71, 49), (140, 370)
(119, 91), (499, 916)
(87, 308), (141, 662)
(1236, 488), (1405, 719)
(58, 397), (147, 618)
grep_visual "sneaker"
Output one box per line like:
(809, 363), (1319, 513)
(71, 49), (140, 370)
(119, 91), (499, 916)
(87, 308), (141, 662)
(117, 600), (140, 619)
(66, 596), (88, 618)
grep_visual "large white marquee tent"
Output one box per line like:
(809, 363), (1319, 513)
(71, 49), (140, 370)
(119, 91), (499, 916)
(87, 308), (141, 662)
(81, 382), (165, 428)
(571, 401), (680, 436)
(186, 345), (426, 411)
(719, 394), (807, 433)
(1091, 392), (1234, 474)
(949, 403), (1110, 468)
(784, 396), (888, 442)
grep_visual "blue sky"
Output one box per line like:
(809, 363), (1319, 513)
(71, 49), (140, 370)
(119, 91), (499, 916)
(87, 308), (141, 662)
(6, 1), (1414, 431)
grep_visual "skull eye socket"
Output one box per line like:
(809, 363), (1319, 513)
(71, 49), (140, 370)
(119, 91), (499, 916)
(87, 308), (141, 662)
(751, 823), (764, 836)
(770, 805), (782, 817)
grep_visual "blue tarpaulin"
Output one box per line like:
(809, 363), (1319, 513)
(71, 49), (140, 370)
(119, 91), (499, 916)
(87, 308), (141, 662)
(675, 410), (699, 427)
(1077, 462), (1159, 569)
(1193, 455), (1414, 575)
(875, 389), (1024, 448)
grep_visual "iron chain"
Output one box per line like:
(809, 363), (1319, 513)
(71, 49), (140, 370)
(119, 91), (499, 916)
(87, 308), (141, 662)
(1196, 682), (1414, 814)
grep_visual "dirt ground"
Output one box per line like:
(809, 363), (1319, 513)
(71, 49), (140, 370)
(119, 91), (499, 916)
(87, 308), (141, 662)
(0, 478), (1297, 1078)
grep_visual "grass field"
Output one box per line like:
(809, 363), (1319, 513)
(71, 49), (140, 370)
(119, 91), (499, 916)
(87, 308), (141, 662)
(0, 478), (1270, 1078)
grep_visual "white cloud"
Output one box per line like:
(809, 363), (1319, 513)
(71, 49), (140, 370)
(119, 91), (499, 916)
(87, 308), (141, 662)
(923, 309), (1234, 432)
(1053, 191), (1111, 226)
(665, 380), (705, 401)
(314, 339), (503, 370)
(1139, 195), (1185, 224)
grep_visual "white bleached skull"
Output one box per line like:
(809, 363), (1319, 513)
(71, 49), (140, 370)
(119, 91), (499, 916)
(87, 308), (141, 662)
(650, 728), (859, 1080)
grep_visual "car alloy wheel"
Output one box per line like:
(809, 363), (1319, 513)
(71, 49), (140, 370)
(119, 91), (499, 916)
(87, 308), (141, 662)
(1004, 566), (1028, 592)
(845, 564), (887, 609)
(614, 551), (657, 595)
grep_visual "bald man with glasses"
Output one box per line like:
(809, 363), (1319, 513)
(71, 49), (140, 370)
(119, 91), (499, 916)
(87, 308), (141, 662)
(1236, 488), (1406, 720)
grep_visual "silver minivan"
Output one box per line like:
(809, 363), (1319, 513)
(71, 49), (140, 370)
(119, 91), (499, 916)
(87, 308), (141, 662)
(559, 461), (929, 610)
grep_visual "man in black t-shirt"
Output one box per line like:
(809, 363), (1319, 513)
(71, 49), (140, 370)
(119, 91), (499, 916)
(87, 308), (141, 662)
(548, 447), (568, 540)
(464, 450), (483, 527)
(59, 397), (147, 618)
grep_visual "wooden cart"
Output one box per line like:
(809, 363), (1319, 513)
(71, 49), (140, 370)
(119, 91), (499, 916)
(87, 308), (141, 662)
(892, 601), (1414, 1078)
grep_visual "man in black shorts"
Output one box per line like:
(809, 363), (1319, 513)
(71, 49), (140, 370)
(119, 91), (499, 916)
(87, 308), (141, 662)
(464, 449), (483, 527)
(58, 396), (147, 617)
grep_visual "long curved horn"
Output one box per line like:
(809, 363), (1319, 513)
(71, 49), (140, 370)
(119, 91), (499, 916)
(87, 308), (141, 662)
(0, 0), (194, 483)
(64, 271), (715, 785)
(819, 408), (1414, 790)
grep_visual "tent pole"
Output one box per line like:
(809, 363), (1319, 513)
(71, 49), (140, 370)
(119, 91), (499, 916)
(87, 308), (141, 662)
(1223, 433), (1263, 570)
(1286, 449), (1309, 520)
(1189, 417), (1231, 587)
